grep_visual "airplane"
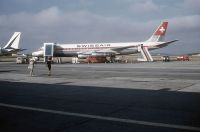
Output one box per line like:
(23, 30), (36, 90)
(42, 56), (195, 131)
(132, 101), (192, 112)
(32, 21), (178, 61)
(0, 32), (23, 56)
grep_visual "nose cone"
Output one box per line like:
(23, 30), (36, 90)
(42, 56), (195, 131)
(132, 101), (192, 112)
(32, 52), (36, 56)
(32, 51), (38, 56)
(32, 50), (43, 57)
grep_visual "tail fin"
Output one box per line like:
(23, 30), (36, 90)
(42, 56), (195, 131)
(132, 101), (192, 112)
(3, 32), (21, 49)
(147, 21), (168, 42)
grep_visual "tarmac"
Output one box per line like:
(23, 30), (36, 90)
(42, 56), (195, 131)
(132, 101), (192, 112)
(0, 61), (200, 132)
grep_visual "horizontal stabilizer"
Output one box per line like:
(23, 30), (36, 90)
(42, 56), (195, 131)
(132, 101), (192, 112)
(157, 40), (178, 48)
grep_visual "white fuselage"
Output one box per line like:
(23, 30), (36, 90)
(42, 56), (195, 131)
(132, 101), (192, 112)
(32, 41), (162, 57)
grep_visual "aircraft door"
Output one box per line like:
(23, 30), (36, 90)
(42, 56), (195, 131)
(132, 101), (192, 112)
(44, 43), (55, 62)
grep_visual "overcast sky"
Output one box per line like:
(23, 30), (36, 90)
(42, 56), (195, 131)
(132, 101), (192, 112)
(0, 0), (199, 54)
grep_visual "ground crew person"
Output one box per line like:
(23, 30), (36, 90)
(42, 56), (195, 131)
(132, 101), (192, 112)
(47, 57), (52, 76)
(28, 58), (35, 76)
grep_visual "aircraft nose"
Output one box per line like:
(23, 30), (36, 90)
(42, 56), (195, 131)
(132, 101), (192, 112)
(32, 52), (36, 56)
(32, 51), (38, 56)
(32, 50), (44, 57)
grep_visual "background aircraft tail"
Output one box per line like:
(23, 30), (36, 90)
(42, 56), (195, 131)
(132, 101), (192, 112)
(3, 32), (21, 49)
(147, 21), (168, 42)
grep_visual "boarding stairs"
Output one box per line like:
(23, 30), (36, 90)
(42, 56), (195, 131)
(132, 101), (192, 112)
(137, 45), (153, 62)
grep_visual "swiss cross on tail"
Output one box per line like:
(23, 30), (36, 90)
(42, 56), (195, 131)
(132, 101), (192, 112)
(154, 21), (168, 36)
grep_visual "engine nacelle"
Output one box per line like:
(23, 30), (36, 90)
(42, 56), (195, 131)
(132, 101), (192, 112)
(78, 52), (113, 59)
(77, 54), (86, 59)
(91, 52), (109, 57)
(0, 47), (7, 55)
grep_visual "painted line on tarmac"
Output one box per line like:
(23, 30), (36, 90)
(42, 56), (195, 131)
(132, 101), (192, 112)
(0, 103), (200, 131)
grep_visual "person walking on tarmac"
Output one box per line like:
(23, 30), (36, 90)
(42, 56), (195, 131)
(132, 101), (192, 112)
(47, 57), (52, 76)
(28, 58), (35, 76)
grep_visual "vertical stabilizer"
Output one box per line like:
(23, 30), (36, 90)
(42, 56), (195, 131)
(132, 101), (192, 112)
(147, 21), (168, 42)
(3, 32), (21, 49)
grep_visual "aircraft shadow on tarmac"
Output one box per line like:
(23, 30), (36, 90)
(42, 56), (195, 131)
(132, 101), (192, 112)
(0, 70), (18, 73)
(0, 81), (200, 132)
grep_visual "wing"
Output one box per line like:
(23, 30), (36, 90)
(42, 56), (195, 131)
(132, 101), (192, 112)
(77, 44), (141, 58)
(110, 45), (141, 53)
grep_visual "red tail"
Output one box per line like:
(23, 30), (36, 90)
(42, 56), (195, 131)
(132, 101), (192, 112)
(147, 21), (168, 42)
(154, 21), (168, 36)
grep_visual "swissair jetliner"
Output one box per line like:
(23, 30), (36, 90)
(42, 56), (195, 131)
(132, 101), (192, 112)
(0, 32), (22, 56)
(32, 21), (178, 59)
